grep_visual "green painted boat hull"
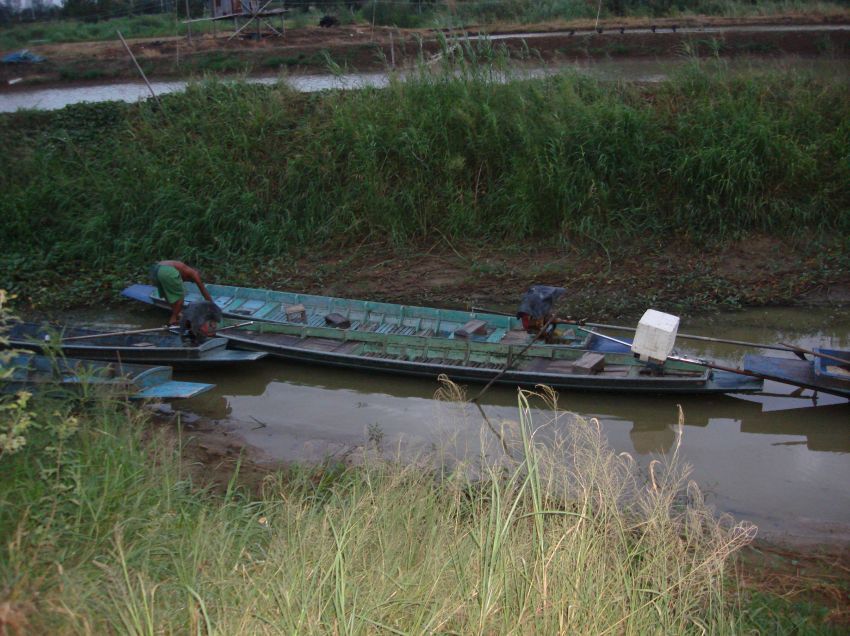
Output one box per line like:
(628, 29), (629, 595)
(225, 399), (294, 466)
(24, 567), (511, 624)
(122, 282), (761, 394)
(122, 283), (613, 350)
(221, 321), (763, 395)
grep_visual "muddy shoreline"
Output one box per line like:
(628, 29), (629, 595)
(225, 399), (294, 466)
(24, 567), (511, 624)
(183, 236), (850, 321)
(12, 234), (850, 329)
(2, 14), (848, 87)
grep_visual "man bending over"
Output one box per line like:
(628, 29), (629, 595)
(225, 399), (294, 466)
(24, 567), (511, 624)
(148, 260), (213, 326)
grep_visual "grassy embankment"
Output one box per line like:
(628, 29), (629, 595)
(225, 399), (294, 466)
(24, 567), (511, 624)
(1, 1), (848, 49)
(1, 54), (848, 314)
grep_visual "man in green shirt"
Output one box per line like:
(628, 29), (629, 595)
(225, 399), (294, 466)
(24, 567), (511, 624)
(148, 260), (214, 326)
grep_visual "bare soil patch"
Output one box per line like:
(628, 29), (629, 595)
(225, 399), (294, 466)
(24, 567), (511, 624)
(235, 236), (850, 320)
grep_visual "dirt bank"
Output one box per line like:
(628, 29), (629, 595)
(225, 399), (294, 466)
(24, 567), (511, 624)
(2, 14), (848, 86)
(198, 235), (850, 322)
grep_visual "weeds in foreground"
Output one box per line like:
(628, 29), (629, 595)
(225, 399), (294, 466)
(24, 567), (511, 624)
(0, 366), (765, 633)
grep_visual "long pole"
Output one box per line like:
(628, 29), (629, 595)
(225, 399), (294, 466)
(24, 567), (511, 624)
(470, 306), (800, 354)
(471, 316), (554, 403)
(62, 326), (173, 341)
(185, 0), (193, 42)
(61, 321), (254, 342)
(117, 31), (164, 111)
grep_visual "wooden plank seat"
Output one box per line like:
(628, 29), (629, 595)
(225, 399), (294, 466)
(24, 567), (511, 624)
(573, 353), (605, 375)
(454, 320), (488, 339)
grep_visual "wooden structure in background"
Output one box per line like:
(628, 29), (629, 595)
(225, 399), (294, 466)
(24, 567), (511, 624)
(183, 0), (289, 39)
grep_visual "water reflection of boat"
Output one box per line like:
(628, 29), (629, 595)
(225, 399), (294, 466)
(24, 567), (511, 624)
(6, 321), (267, 370)
(1, 353), (214, 399)
(629, 420), (678, 454)
(620, 393), (850, 454)
(178, 355), (846, 455)
(744, 349), (850, 399)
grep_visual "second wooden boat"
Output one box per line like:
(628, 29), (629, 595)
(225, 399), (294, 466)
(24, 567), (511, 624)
(744, 349), (850, 399)
(1, 353), (214, 400)
(219, 320), (763, 395)
(6, 322), (267, 370)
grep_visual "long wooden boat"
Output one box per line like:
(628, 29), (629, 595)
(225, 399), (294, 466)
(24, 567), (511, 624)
(218, 320), (763, 395)
(121, 283), (630, 353)
(744, 349), (850, 399)
(6, 321), (267, 369)
(1, 353), (214, 399)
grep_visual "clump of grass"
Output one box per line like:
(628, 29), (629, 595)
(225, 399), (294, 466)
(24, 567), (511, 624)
(0, 360), (758, 632)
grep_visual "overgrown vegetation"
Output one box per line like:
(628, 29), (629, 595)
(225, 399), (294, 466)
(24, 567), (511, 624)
(0, 13), (217, 49)
(0, 57), (848, 307)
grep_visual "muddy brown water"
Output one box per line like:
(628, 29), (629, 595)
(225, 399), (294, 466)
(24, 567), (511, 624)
(67, 303), (850, 544)
(2, 56), (848, 113)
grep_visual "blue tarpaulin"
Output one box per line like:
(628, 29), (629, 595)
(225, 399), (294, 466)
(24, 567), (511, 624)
(2, 49), (45, 64)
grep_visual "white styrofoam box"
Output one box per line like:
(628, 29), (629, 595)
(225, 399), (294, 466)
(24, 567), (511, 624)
(631, 309), (680, 363)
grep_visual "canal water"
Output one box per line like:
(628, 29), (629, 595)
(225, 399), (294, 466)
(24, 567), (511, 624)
(2, 56), (848, 113)
(73, 302), (850, 544)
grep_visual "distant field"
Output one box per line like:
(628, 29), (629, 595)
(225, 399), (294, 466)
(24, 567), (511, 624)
(1, 0), (847, 49)
(0, 13), (212, 49)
